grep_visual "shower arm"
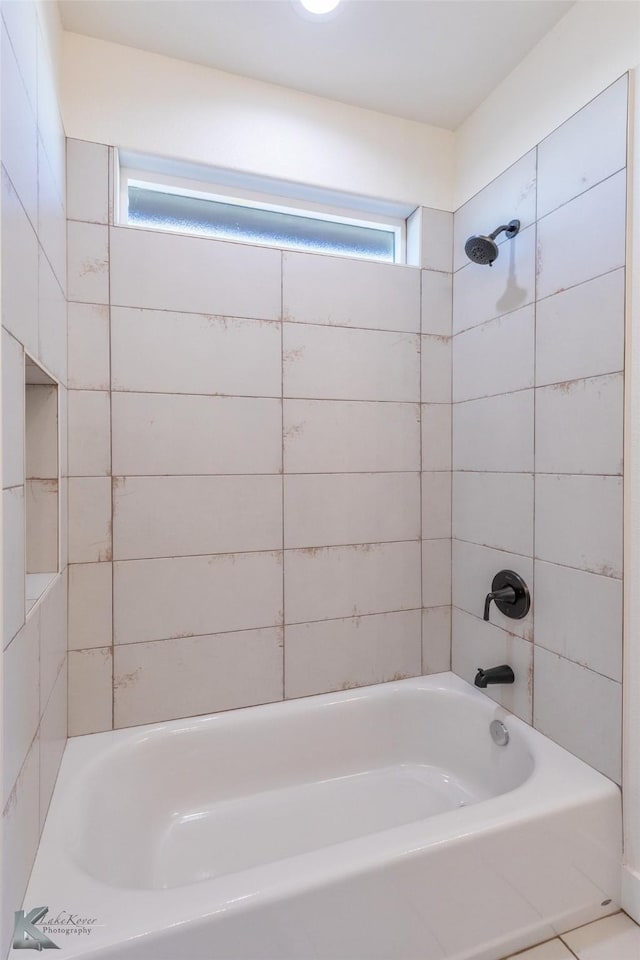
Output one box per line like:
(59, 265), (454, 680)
(488, 220), (521, 242)
(488, 224), (512, 241)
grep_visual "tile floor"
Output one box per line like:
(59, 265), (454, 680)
(503, 912), (640, 959)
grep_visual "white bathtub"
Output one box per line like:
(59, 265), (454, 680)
(24, 673), (621, 960)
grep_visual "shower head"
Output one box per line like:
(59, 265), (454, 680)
(464, 219), (520, 266)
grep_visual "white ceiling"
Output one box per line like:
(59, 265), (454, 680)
(58, 0), (574, 129)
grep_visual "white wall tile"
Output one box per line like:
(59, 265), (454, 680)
(111, 307), (281, 397)
(421, 335), (451, 402)
(68, 562), (112, 651)
(66, 138), (109, 224)
(506, 939), (574, 960)
(535, 268), (625, 386)
(422, 606), (451, 674)
(67, 302), (110, 390)
(2, 168), (38, 355)
(2, 611), (39, 807)
(283, 323), (420, 402)
(535, 375), (623, 475)
(453, 304), (534, 401)
(38, 571), (67, 713)
(535, 475), (622, 577)
(67, 220), (109, 304)
(283, 251), (420, 333)
(533, 647), (621, 783)
(68, 561), (112, 651)
(453, 150), (537, 272)
(110, 226), (281, 320)
(38, 247), (66, 381)
(68, 476), (112, 563)
(2, 329), (24, 489)
(2, 740), (40, 959)
(39, 660), (66, 830)
(68, 647), (113, 736)
(421, 269), (452, 336)
(1, 0), (38, 111)
(284, 473), (420, 548)
(420, 208), (453, 273)
(38, 144), (66, 295)
(284, 541), (421, 624)
(454, 390), (534, 472)
(537, 77), (628, 219)
(452, 608), (533, 722)
(452, 539), (534, 641)
(114, 551), (283, 645)
(536, 171), (627, 301)
(421, 471), (451, 540)
(68, 390), (110, 477)
(25, 479), (58, 573)
(284, 399), (420, 473)
(422, 539), (451, 607)
(1, 24), (37, 227)
(562, 913), (640, 960)
(114, 627), (283, 727)
(453, 472), (534, 556)
(112, 392), (282, 476)
(25, 383), (57, 480)
(113, 475), (283, 560)
(59, 476), (68, 569)
(59, 386), (68, 481)
(534, 560), (622, 682)
(453, 224), (536, 336)
(285, 610), (421, 699)
(422, 404), (451, 471)
(35, 22), (65, 207)
(3, 485), (25, 647)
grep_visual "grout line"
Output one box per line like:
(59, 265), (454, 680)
(110, 388), (428, 404)
(454, 469), (622, 478)
(95, 299), (423, 337)
(108, 470), (426, 478)
(419, 278), (424, 674)
(280, 250), (286, 701)
(453, 370), (624, 406)
(109, 539), (427, 565)
(452, 533), (622, 580)
(99, 607), (427, 653)
(108, 205), (115, 732)
(532, 142), (539, 727)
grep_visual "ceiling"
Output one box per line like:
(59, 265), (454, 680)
(58, 0), (574, 129)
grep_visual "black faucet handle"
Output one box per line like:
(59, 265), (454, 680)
(483, 586), (516, 621)
(483, 570), (531, 622)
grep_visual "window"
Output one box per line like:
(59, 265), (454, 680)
(118, 157), (408, 264)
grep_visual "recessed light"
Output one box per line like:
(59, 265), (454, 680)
(299, 0), (341, 15)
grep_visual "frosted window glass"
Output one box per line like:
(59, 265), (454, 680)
(128, 186), (396, 262)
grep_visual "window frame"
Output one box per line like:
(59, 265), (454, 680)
(118, 165), (407, 264)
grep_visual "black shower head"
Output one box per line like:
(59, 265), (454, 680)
(464, 219), (520, 266)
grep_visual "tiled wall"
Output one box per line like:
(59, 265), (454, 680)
(66, 146), (453, 733)
(1, 0), (68, 953)
(451, 76), (627, 783)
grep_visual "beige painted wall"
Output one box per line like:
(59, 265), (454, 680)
(61, 31), (455, 211)
(455, 1), (640, 207)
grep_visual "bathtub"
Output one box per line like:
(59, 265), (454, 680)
(24, 672), (620, 960)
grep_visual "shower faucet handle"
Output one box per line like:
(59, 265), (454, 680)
(483, 586), (516, 621)
(483, 570), (531, 623)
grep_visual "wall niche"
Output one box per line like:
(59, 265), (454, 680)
(25, 356), (59, 612)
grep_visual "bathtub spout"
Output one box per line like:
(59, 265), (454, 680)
(475, 665), (515, 688)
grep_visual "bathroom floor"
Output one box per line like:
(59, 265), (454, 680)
(503, 911), (640, 959)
